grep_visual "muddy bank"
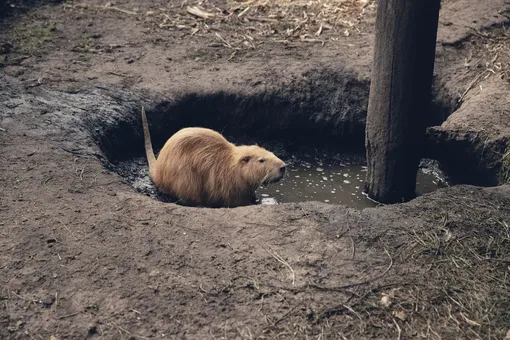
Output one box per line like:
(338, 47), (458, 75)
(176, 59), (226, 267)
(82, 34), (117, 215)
(427, 23), (510, 185)
(1, 66), (509, 339)
(1, 124), (510, 339)
(1, 118), (509, 338)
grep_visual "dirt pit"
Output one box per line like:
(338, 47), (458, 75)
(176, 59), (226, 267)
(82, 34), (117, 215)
(94, 93), (449, 208)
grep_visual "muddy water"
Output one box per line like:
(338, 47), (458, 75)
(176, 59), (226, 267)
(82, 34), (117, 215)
(119, 154), (448, 209)
(257, 156), (448, 208)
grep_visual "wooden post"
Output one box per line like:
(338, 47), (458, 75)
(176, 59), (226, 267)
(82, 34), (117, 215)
(365, 0), (441, 203)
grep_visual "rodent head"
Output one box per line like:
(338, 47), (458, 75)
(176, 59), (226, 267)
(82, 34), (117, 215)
(235, 145), (287, 188)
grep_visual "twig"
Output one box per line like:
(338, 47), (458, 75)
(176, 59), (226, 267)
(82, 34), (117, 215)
(458, 70), (491, 103)
(52, 292), (59, 313)
(238, 6), (250, 18)
(460, 312), (481, 326)
(468, 28), (496, 42)
(186, 6), (215, 19)
(58, 312), (80, 319)
(266, 246), (296, 286)
(59, 220), (78, 241)
(503, 150), (510, 160)
(215, 33), (235, 49)
(10, 291), (40, 304)
(106, 6), (137, 15)
(107, 71), (131, 78)
(342, 304), (362, 321)
(227, 51), (237, 61)
(393, 318), (402, 340)
(335, 248), (393, 290)
(57, 146), (92, 158)
(70, 3), (137, 15)
(261, 303), (303, 334)
(0, 127), (5, 132)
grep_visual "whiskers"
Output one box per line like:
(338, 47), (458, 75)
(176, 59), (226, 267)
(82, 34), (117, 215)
(258, 168), (286, 188)
(259, 171), (273, 188)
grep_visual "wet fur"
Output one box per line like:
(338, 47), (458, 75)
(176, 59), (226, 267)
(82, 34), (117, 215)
(141, 106), (286, 208)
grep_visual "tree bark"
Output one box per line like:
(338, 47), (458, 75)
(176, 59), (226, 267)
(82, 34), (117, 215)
(365, 0), (441, 203)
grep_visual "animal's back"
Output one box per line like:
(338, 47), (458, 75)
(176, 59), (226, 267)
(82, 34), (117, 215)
(153, 127), (235, 204)
(161, 127), (232, 164)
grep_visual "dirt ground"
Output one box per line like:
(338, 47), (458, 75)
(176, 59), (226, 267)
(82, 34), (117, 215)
(1, 0), (510, 339)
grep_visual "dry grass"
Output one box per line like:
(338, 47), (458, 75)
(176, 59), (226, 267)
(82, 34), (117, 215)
(256, 194), (510, 339)
(465, 24), (510, 82)
(367, 201), (510, 339)
(392, 218), (510, 338)
(501, 147), (510, 183)
(142, 0), (376, 51)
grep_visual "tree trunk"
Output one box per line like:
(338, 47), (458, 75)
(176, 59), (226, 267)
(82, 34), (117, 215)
(365, 0), (441, 203)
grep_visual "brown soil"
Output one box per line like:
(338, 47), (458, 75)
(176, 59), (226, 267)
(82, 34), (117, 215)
(1, 0), (510, 339)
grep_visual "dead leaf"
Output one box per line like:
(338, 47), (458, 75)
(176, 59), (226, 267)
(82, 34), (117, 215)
(504, 328), (510, 340)
(392, 310), (407, 321)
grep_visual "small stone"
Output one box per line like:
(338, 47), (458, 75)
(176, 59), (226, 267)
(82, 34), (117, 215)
(380, 294), (391, 307)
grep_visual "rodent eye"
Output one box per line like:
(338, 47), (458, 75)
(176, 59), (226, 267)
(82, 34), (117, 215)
(259, 159), (265, 163)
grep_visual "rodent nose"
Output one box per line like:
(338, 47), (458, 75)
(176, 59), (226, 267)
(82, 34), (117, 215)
(280, 166), (286, 173)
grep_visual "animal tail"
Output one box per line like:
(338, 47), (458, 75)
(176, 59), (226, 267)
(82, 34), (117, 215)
(141, 105), (157, 179)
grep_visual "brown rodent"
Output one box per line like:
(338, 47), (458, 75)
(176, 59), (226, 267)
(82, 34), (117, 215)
(141, 106), (286, 207)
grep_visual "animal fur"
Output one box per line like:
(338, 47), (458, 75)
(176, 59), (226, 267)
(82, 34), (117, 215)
(141, 106), (286, 207)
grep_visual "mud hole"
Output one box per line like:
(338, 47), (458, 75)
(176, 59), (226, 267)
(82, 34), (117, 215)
(91, 74), (450, 207)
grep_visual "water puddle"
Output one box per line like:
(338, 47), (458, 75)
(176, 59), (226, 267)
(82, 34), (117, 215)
(116, 152), (448, 209)
(257, 155), (448, 208)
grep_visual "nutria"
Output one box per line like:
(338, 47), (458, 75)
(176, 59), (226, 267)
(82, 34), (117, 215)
(141, 106), (286, 207)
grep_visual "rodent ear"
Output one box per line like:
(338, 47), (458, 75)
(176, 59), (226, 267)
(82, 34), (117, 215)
(241, 155), (251, 163)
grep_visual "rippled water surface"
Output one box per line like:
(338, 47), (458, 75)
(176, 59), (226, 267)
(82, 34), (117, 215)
(257, 155), (448, 208)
